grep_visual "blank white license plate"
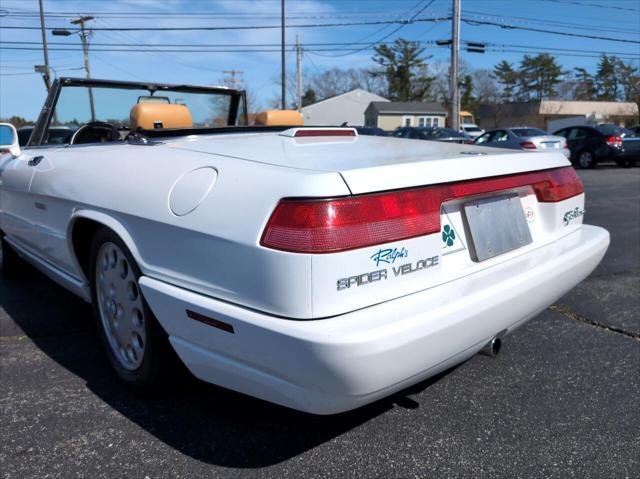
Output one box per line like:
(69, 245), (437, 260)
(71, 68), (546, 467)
(542, 141), (559, 149)
(464, 195), (532, 262)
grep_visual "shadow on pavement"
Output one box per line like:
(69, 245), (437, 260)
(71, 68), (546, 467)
(1, 262), (450, 468)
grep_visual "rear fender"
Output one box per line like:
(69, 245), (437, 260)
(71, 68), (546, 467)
(67, 209), (147, 283)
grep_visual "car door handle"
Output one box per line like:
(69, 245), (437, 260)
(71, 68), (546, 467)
(28, 156), (43, 167)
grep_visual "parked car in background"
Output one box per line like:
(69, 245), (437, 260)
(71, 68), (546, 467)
(354, 126), (388, 137)
(475, 127), (570, 159)
(17, 125), (74, 147)
(393, 126), (473, 144)
(460, 124), (484, 139)
(626, 124), (640, 135)
(553, 124), (640, 168)
(17, 126), (34, 146)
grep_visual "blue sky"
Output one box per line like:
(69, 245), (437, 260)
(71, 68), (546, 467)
(1, 0), (639, 120)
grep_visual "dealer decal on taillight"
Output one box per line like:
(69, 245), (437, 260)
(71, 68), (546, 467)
(261, 166), (583, 254)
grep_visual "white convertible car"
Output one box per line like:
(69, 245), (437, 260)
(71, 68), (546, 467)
(0, 78), (609, 414)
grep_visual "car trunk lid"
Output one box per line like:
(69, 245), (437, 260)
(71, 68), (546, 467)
(168, 132), (570, 194)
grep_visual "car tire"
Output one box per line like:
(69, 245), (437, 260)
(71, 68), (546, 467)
(89, 227), (184, 395)
(577, 150), (595, 169)
(0, 234), (22, 274)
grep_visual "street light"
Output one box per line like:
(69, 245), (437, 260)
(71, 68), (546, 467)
(52, 16), (95, 121)
(51, 28), (73, 36)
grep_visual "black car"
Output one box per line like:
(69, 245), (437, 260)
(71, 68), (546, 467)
(553, 124), (640, 168)
(392, 126), (473, 144)
(17, 125), (74, 147)
(355, 126), (388, 137)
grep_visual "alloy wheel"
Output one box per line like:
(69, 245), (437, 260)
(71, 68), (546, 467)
(95, 242), (147, 371)
(579, 151), (593, 168)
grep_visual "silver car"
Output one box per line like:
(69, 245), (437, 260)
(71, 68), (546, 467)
(460, 124), (484, 139)
(475, 127), (570, 159)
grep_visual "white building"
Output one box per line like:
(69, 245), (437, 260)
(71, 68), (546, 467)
(301, 89), (389, 126)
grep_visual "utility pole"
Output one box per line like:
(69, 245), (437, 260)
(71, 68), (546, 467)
(37, 0), (52, 92)
(281, 0), (286, 110)
(223, 69), (244, 89)
(296, 35), (302, 112)
(450, 0), (461, 132)
(71, 16), (95, 121)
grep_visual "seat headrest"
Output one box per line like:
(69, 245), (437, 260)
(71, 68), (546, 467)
(130, 103), (193, 130)
(254, 110), (303, 126)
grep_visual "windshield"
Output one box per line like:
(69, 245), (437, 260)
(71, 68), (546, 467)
(463, 126), (482, 132)
(512, 128), (548, 137)
(595, 125), (637, 137)
(43, 81), (245, 145)
(429, 128), (461, 138)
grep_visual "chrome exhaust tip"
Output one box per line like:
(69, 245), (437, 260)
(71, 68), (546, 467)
(481, 337), (502, 357)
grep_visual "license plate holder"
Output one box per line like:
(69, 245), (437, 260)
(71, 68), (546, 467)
(464, 195), (532, 262)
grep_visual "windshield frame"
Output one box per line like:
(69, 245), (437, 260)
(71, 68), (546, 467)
(28, 77), (248, 147)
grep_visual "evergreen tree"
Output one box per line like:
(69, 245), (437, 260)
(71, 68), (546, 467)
(492, 60), (519, 102)
(614, 59), (640, 122)
(574, 67), (596, 100)
(595, 55), (619, 100)
(371, 38), (434, 101)
(460, 75), (476, 112)
(301, 88), (317, 107)
(614, 59), (640, 103)
(518, 54), (564, 101)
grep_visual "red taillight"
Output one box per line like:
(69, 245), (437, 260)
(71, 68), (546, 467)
(605, 136), (622, 146)
(261, 189), (441, 254)
(261, 167), (583, 253)
(529, 166), (583, 202)
(520, 141), (537, 149)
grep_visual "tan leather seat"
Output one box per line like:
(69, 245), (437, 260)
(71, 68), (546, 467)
(254, 110), (303, 126)
(130, 103), (194, 130)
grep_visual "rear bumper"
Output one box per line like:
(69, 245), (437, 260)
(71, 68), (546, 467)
(140, 224), (609, 414)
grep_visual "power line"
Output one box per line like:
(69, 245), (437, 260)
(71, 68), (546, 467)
(3, 45), (636, 61)
(541, 0), (639, 12)
(327, 0), (434, 48)
(0, 16), (451, 32)
(481, 43), (639, 57)
(93, 18), (235, 75)
(2, 14), (636, 44)
(463, 10), (640, 35)
(0, 66), (84, 76)
(485, 49), (640, 60)
(6, 40), (634, 58)
(307, 0), (440, 58)
(461, 18), (640, 44)
(0, 40), (431, 47)
(4, 10), (449, 20)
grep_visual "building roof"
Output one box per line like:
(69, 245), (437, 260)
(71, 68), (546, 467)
(538, 101), (638, 116)
(478, 100), (639, 118)
(301, 89), (388, 112)
(368, 101), (447, 115)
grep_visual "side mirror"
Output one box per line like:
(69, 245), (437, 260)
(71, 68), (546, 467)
(0, 123), (20, 158)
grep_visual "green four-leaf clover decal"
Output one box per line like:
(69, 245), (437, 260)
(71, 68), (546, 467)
(442, 224), (456, 246)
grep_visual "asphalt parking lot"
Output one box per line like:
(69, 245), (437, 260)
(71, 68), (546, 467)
(1, 167), (638, 478)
